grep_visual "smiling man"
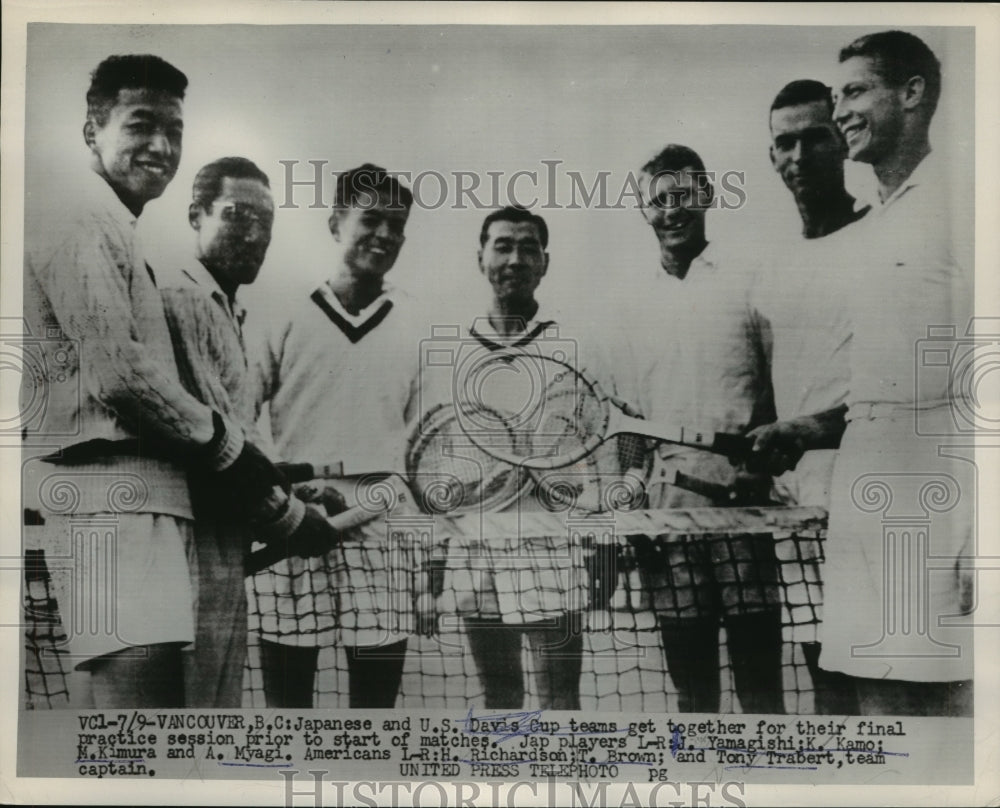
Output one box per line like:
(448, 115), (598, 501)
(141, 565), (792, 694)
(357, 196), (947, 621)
(834, 32), (940, 199)
(249, 164), (424, 709)
(426, 205), (616, 711)
(477, 206), (550, 329)
(22, 56), (291, 708)
(768, 79), (867, 240)
(815, 31), (974, 716)
(742, 79), (869, 716)
(628, 144), (783, 714)
(83, 63), (184, 216)
(750, 32), (975, 717)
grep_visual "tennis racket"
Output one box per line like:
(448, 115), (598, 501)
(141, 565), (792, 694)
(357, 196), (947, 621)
(249, 402), (531, 577)
(274, 401), (531, 514)
(453, 348), (754, 471)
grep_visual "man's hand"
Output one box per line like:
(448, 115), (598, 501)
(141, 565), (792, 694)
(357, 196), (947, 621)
(295, 483), (349, 517)
(215, 440), (291, 503)
(746, 405), (848, 476)
(287, 504), (344, 559)
(745, 420), (811, 476)
(729, 469), (776, 506)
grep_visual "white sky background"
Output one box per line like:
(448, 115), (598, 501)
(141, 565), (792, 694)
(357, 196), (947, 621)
(25, 23), (973, 328)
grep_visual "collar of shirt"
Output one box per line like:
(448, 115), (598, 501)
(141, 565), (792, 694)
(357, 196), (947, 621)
(315, 280), (395, 326)
(652, 239), (719, 283)
(468, 309), (559, 346)
(83, 167), (140, 233)
(180, 259), (247, 329)
(869, 149), (942, 213)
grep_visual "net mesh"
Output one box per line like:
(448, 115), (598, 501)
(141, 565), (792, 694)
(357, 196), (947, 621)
(23, 507), (831, 715)
(22, 549), (71, 710)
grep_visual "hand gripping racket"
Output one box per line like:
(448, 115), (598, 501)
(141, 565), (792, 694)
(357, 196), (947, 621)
(246, 474), (412, 574)
(453, 348), (754, 471)
(248, 402), (531, 574)
(274, 402), (530, 511)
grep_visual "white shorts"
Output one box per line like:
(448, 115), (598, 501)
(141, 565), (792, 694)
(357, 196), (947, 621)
(27, 513), (195, 668)
(439, 532), (588, 623)
(820, 411), (975, 682)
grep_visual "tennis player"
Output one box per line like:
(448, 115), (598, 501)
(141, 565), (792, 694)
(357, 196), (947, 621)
(160, 157), (340, 707)
(752, 32), (974, 716)
(745, 79), (867, 715)
(249, 164), (426, 708)
(823, 32), (972, 715)
(22, 56), (292, 708)
(631, 144), (785, 714)
(423, 205), (637, 710)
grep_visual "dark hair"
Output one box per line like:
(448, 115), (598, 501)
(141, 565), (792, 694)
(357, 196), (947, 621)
(333, 163), (413, 211)
(839, 30), (941, 116)
(191, 157), (270, 210)
(770, 79), (834, 119)
(479, 206), (549, 249)
(640, 143), (707, 177)
(86, 54), (188, 126)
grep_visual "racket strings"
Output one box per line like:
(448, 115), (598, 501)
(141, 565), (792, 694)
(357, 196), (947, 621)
(533, 440), (647, 514)
(461, 352), (612, 469)
(407, 403), (528, 513)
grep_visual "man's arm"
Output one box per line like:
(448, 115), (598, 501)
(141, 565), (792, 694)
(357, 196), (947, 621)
(37, 227), (226, 453)
(744, 295), (778, 431)
(33, 226), (286, 506)
(160, 286), (342, 556)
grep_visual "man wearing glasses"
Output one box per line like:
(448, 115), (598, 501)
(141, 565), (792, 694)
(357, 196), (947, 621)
(161, 157), (339, 706)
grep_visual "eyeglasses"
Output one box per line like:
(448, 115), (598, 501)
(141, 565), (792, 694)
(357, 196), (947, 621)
(216, 203), (274, 228)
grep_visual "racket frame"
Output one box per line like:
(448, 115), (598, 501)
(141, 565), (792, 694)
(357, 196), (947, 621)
(455, 349), (752, 470)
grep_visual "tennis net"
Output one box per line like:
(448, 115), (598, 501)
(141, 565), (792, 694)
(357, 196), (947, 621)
(23, 505), (833, 714)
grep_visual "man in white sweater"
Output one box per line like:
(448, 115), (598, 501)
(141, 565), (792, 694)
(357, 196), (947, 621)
(629, 144), (783, 713)
(249, 164), (424, 708)
(751, 31), (974, 716)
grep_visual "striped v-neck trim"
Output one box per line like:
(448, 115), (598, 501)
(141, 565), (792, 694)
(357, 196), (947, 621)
(468, 319), (555, 352)
(310, 289), (394, 343)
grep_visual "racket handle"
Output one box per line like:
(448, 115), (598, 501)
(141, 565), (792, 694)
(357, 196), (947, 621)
(673, 471), (778, 507)
(275, 461), (346, 482)
(709, 432), (754, 459)
(245, 502), (384, 575)
(673, 471), (738, 503)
